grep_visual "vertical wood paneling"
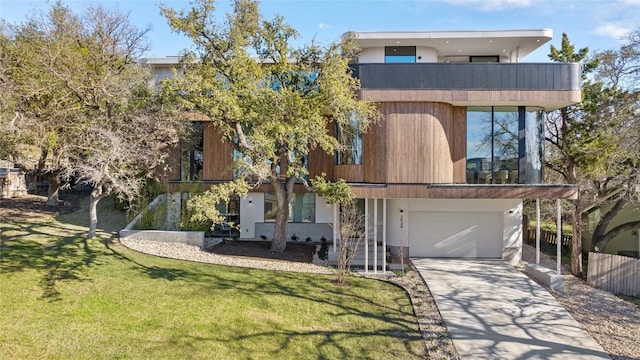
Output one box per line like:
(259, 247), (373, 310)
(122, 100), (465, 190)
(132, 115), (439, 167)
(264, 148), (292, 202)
(203, 123), (233, 181)
(308, 122), (335, 179)
(383, 102), (455, 183)
(362, 118), (386, 183)
(334, 165), (364, 182)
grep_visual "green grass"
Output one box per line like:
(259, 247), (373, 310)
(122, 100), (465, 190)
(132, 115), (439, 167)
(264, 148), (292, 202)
(0, 197), (425, 359)
(618, 295), (640, 308)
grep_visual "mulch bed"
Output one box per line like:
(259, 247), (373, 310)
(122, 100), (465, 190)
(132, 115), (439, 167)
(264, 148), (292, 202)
(207, 240), (317, 263)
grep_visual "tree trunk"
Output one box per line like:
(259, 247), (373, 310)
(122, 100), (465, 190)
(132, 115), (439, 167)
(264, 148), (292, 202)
(570, 197), (583, 277)
(593, 219), (640, 254)
(45, 174), (61, 206)
(88, 186), (107, 239)
(271, 200), (290, 253)
(270, 177), (295, 253)
(592, 197), (627, 252)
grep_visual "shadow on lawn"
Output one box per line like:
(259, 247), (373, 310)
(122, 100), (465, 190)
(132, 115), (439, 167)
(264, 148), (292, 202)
(2, 197), (426, 357)
(1, 220), (104, 301)
(104, 241), (426, 357)
(0, 195), (122, 301)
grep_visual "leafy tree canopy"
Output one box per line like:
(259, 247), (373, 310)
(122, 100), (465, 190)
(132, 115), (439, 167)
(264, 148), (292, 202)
(161, 0), (380, 252)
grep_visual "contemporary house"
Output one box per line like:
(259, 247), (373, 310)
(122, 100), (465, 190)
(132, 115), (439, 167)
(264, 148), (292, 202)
(146, 29), (580, 270)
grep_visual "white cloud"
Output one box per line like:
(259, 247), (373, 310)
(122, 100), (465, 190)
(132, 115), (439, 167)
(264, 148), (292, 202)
(592, 23), (632, 41)
(441, 0), (535, 11)
(318, 22), (330, 30)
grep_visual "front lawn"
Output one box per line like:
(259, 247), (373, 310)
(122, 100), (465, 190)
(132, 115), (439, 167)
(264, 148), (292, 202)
(0, 197), (426, 359)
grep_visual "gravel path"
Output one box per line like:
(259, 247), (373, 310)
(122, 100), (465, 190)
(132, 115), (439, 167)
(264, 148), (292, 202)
(520, 244), (640, 360)
(121, 238), (639, 359)
(120, 238), (331, 274)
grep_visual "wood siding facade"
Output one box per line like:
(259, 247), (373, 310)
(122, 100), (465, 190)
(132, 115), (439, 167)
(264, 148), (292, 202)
(163, 90), (576, 200)
(164, 99), (577, 200)
(203, 123), (233, 181)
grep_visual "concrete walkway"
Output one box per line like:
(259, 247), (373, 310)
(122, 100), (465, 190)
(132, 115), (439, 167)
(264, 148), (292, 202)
(412, 258), (610, 360)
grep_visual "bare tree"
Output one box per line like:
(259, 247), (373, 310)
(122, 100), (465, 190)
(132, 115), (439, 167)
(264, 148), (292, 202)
(335, 202), (366, 285)
(65, 105), (178, 238)
(1, 3), (181, 237)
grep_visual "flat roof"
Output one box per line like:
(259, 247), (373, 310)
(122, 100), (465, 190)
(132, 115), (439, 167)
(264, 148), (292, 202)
(139, 57), (182, 65)
(345, 29), (553, 60)
(142, 29), (554, 65)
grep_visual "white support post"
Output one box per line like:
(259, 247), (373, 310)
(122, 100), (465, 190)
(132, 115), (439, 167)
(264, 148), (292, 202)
(333, 203), (338, 253)
(536, 199), (541, 265)
(364, 198), (369, 273)
(373, 198), (378, 274)
(382, 199), (387, 273)
(557, 199), (562, 274)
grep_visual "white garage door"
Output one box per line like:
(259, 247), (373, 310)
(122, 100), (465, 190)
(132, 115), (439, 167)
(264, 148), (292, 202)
(409, 212), (502, 258)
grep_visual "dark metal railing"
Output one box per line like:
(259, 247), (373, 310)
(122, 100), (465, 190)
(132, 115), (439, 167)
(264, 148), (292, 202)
(350, 62), (580, 91)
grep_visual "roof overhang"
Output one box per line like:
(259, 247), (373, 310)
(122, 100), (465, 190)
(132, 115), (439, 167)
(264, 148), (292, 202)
(345, 29), (553, 61)
(348, 183), (578, 200)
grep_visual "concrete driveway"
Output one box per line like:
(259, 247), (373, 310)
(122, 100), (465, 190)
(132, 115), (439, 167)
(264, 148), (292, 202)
(412, 258), (610, 359)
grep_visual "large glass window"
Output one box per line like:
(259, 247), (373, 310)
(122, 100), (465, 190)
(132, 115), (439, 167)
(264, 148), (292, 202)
(335, 113), (363, 165)
(264, 193), (315, 223)
(466, 106), (542, 184)
(181, 122), (204, 181)
(493, 107), (519, 183)
(466, 107), (493, 184)
(385, 46), (416, 63)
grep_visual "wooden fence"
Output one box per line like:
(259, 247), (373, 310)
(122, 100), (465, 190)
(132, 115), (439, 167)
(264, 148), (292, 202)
(587, 252), (640, 297)
(525, 229), (572, 248)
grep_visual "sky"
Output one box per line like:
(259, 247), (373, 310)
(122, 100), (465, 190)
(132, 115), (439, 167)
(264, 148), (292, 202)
(1, 0), (639, 62)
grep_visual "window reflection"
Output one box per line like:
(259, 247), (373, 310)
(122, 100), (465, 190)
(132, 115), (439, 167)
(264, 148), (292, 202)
(336, 113), (363, 165)
(264, 193), (315, 223)
(384, 46), (416, 63)
(466, 106), (544, 184)
(524, 107), (544, 184)
(493, 107), (519, 184)
(181, 122), (203, 181)
(466, 107), (493, 184)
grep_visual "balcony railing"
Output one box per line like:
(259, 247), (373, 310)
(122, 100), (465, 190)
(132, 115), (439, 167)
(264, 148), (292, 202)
(350, 62), (580, 91)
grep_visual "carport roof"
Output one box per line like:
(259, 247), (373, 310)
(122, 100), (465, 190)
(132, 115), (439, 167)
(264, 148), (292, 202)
(348, 183), (578, 200)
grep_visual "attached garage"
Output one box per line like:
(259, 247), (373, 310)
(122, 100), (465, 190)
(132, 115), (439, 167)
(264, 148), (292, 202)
(408, 211), (503, 258)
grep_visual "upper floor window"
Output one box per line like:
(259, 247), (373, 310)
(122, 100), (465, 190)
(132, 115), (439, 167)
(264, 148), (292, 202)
(466, 106), (544, 185)
(470, 56), (499, 63)
(335, 113), (363, 165)
(385, 46), (416, 63)
(181, 122), (204, 181)
(466, 106), (518, 184)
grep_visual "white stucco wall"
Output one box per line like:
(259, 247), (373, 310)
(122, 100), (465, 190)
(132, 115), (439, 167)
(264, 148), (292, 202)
(239, 192), (264, 239)
(240, 193), (333, 240)
(503, 201), (523, 265)
(386, 199), (410, 248)
(416, 46), (438, 62)
(358, 48), (384, 63)
(315, 195), (335, 224)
